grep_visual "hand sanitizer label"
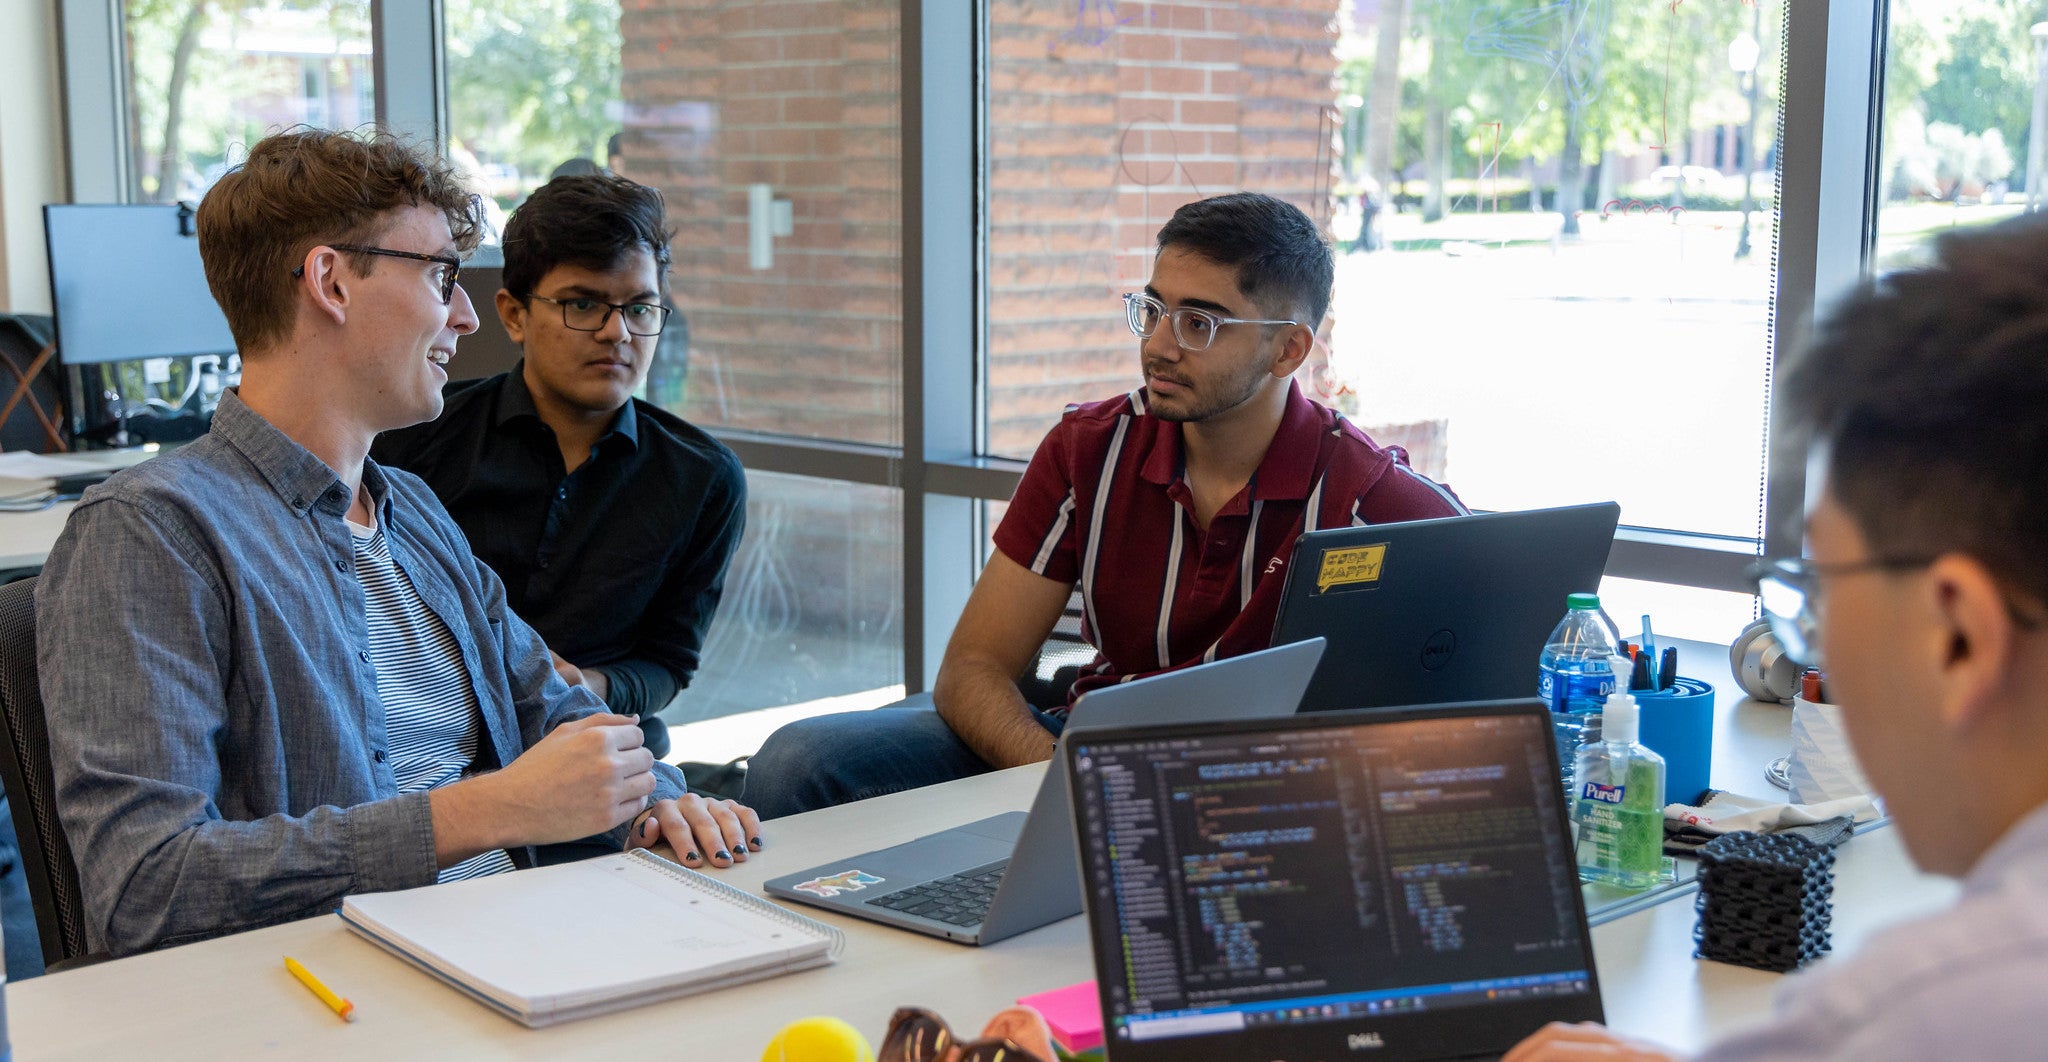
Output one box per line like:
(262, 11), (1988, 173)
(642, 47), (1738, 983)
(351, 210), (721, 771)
(1580, 781), (1626, 805)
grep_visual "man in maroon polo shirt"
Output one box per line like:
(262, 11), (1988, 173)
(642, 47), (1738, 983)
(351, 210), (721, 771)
(742, 192), (1465, 818)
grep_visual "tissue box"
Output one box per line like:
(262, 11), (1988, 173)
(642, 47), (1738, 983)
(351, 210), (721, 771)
(1788, 695), (1871, 804)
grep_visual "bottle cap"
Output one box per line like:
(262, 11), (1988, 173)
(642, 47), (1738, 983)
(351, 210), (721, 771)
(1567, 592), (1600, 610)
(1602, 691), (1639, 744)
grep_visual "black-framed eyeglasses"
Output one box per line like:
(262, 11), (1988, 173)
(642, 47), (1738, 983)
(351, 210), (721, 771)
(527, 293), (671, 337)
(879, 1008), (1049, 1062)
(1747, 555), (1936, 669)
(1122, 291), (1297, 351)
(291, 243), (463, 304)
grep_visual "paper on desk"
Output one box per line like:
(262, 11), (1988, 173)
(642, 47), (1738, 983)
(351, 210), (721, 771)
(0, 452), (119, 479)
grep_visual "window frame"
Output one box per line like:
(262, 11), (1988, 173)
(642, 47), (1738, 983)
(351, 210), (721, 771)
(55, 0), (1892, 693)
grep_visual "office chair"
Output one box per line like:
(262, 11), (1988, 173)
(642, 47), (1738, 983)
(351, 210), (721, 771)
(0, 576), (101, 969)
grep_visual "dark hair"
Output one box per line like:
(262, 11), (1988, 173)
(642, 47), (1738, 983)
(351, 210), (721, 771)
(1154, 192), (1334, 325)
(1782, 211), (2048, 606)
(500, 173), (673, 301)
(197, 128), (484, 353)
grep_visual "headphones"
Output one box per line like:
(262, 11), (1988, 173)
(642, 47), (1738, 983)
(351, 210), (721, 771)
(1729, 618), (1803, 704)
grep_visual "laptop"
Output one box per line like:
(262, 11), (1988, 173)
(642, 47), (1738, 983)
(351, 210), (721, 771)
(1063, 700), (1604, 1061)
(1272, 502), (1620, 712)
(762, 637), (1327, 945)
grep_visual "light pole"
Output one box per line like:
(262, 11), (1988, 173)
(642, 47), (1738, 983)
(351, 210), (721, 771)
(1729, 10), (1763, 260)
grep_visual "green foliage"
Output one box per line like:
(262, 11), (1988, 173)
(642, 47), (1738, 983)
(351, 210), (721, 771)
(126, 1), (374, 201)
(1922, 13), (2034, 178)
(445, 0), (623, 206)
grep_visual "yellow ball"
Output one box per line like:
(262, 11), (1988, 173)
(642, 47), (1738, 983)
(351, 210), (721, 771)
(761, 1016), (875, 1062)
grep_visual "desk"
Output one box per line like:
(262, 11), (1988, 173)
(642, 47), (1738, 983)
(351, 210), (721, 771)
(6, 781), (1954, 1058)
(0, 448), (157, 569)
(0, 500), (73, 570)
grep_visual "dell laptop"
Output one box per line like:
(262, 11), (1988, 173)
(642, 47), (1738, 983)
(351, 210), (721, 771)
(762, 637), (1326, 945)
(1272, 502), (1620, 712)
(1063, 700), (1604, 1061)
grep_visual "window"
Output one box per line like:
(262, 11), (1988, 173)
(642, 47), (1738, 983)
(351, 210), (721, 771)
(682, 473), (904, 722)
(122, 1), (373, 203)
(444, 0), (622, 234)
(441, 1), (911, 719)
(1875, 0), (2033, 275)
(445, 0), (905, 448)
(982, 1), (1785, 549)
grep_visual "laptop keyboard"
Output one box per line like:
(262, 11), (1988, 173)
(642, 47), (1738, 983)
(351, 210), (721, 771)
(864, 860), (1008, 926)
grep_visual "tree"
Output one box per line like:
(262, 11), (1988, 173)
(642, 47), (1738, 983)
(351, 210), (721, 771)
(444, 0), (623, 203)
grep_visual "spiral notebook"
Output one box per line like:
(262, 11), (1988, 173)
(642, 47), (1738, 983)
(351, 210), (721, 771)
(340, 849), (843, 1027)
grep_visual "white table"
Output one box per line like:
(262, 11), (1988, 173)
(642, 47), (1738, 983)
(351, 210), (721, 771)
(6, 758), (1953, 1058)
(0, 448), (158, 569)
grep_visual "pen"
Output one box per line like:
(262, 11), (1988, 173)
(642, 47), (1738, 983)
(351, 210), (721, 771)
(1639, 614), (1656, 686)
(285, 955), (356, 1022)
(1630, 652), (1653, 692)
(1660, 646), (1678, 691)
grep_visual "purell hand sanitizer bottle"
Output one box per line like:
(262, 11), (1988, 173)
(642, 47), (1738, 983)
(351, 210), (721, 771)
(1573, 686), (1668, 890)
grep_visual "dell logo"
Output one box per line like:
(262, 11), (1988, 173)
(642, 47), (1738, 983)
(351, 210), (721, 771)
(1348, 1031), (1386, 1050)
(1419, 629), (1457, 670)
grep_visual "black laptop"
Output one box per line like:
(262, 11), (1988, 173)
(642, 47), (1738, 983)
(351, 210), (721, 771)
(1271, 503), (1620, 712)
(1063, 700), (1603, 1061)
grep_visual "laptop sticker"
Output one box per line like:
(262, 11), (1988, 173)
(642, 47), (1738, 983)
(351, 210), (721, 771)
(1315, 542), (1387, 594)
(792, 869), (886, 898)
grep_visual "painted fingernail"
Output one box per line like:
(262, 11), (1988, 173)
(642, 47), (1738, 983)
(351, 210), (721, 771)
(683, 850), (701, 863)
(714, 850), (731, 862)
(748, 837), (763, 850)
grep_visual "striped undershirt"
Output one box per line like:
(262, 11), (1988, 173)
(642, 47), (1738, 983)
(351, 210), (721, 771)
(347, 518), (515, 883)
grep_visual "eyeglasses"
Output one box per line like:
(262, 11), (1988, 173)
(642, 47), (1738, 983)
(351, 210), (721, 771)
(292, 244), (464, 304)
(527, 293), (671, 337)
(1122, 292), (1298, 351)
(879, 1008), (1050, 1062)
(1747, 555), (1935, 669)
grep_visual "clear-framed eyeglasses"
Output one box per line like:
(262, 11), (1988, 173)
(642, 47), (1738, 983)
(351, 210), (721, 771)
(1122, 292), (1297, 351)
(1747, 555), (1935, 669)
(528, 293), (671, 337)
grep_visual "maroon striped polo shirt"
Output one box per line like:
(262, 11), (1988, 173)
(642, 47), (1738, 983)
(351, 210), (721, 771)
(991, 380), (1468, 712)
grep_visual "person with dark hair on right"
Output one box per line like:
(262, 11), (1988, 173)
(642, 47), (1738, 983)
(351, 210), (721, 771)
(741, 192), (1466, 818)
(375, 173), (745, 764)
(1506, 215), (2048, 1060)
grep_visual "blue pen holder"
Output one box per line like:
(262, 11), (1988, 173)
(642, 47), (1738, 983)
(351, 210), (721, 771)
(1633, 677), (1715, 805)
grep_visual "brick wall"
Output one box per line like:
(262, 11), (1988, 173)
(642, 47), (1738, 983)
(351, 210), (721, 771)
(620, 0), (903, 447)
(612, 1), (1451, 702)
(986, 0), (1347, 457)
(617, 0), (1352, 458)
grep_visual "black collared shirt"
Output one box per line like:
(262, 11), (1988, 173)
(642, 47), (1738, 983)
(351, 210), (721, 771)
(372, 365), (746, 716)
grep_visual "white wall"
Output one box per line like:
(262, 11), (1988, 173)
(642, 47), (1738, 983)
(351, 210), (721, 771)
(0, 0), (67, 315)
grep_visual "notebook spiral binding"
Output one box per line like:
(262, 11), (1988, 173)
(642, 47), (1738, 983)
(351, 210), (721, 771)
(626, 849), (847, 958)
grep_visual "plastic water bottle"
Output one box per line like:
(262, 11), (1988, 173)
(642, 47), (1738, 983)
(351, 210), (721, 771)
(1539, 592), (1619, 801)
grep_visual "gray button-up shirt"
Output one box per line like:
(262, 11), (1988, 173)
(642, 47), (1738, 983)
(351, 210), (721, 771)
(37, 392), (684, 956)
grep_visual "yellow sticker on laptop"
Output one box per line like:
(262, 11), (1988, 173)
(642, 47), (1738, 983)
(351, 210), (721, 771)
(1316, 543), (1387, 593)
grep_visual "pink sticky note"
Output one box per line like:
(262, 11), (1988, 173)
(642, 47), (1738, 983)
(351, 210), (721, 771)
(1018, 980), (1103, 1053)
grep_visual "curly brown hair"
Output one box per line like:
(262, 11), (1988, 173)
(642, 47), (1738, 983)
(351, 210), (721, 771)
(196, 128), (485, 354)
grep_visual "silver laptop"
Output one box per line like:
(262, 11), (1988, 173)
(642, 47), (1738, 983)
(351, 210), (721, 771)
(762, 638), (1326, 945)
(1064, 700), (1604, 1060)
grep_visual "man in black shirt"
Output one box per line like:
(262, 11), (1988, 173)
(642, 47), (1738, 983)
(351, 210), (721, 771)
(374, 174), (745, 759)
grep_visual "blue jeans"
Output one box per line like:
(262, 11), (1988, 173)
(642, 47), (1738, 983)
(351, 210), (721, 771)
(741, 694), (1063, 820)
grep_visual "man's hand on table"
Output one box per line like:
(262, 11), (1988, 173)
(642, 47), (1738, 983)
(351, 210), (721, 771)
(1503, 1022), (1683, 1062)
(629, 793), (764, 870)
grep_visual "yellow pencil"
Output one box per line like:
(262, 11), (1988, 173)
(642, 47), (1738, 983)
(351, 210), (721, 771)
(284, 955), (356, 1022)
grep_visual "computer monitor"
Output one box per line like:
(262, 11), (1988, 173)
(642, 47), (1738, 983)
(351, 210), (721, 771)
(43, 204), (236, 366)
